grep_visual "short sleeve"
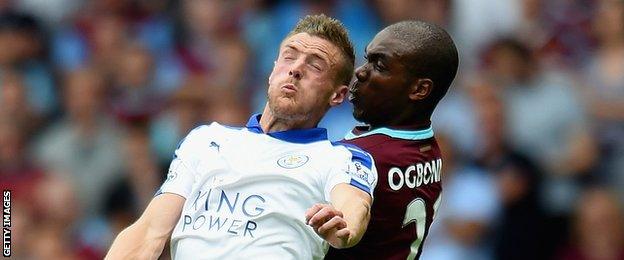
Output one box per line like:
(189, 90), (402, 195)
(156, 158), (195, 198)
(324, 143), (378, 201)
(155, 126), (210, 199)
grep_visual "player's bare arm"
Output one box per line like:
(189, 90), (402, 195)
(105, 193), (185, 260)
(305, 184), (372, 249)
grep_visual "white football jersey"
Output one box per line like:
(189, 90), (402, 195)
(157, 114), (377, 260)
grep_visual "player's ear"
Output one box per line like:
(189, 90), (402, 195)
(329, 84), (348, 107)
(409, 78), (433, 101)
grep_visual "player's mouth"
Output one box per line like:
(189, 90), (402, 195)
(281, 83), (297, 93)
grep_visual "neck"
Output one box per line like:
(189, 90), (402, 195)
(259, 105), (320, 132)
(370, 109), (431, 130)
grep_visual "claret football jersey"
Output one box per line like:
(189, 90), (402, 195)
(326, 125), (442, 260)
(157, 114), (378, 259)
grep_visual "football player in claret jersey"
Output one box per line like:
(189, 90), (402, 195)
(325, 21), (459, 260)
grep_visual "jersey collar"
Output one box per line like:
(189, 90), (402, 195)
(245, 114), (328, 144)
(344, 125), (434, 140)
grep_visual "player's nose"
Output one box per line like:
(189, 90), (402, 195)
(354, 64), (369, 82)
(288, 69), (302, 80)
(289, 59), (305, 80)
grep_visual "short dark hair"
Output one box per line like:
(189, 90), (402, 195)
(286, 14), (355, 86)
(385, 21), (459, 107)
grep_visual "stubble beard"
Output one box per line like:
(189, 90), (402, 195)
(267, 94), (310, 122)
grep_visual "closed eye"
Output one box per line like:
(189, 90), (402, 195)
(365, 53), (386, 71)
(374, 59), (386, 71)
(310, 62), (323, 71)
(282, 48), (297, 61)
(307, 55), (326, 72)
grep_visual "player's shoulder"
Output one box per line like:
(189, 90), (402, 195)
(330, 141), (374, 168)
(329, 141), (378, 192)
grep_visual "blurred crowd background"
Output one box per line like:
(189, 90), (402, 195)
(0, 0), (623, 259)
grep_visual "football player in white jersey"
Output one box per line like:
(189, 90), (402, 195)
(106, 14), (377, 259)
